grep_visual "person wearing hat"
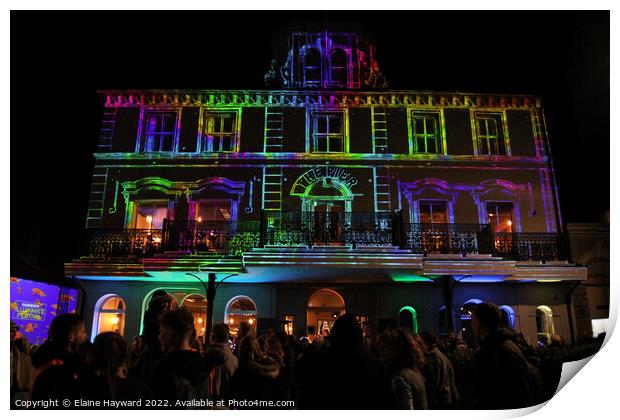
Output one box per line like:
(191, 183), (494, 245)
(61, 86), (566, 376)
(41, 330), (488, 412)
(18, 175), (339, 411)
(10, 321), (34, 407)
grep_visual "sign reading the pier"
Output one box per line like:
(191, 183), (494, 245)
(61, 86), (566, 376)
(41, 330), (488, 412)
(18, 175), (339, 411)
(291, 166), (359, 196)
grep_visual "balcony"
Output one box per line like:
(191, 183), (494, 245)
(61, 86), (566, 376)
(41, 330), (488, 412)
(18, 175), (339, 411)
(79, 214), (569, 262)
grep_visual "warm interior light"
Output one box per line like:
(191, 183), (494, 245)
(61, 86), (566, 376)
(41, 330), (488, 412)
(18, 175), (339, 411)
(146, 215), (153, 223)
(488, 213), (494, 216)
(507, 220), (512, 226)
(198, 318), (202, 323)
(197, 216), (202, 223)
(111, 316), (119, 325)
(229, 318), (234, 324)
(248, 318), (254, 325)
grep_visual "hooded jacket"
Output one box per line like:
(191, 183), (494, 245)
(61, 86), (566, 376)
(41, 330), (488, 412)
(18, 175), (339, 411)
(473, 328), (534, 409)
(150, 350), (212, 408)
(227, 356), (280, 406)
(205, 342), (238, 400)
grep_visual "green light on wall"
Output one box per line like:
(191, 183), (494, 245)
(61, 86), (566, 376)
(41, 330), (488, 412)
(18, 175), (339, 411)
(391, 274), (434, 283)
(399, 305), (418, 335)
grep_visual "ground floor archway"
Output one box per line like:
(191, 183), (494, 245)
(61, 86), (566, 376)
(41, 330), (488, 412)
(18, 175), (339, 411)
(306, 289), (346, 337)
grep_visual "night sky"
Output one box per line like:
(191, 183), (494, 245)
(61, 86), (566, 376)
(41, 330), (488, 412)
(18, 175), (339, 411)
(10, 11), (609, 280)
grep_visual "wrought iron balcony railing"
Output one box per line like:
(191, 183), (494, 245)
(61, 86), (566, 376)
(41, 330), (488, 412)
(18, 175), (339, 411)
(401, 223), (493, 255)
(163, 220), (261, 255)
(79, 214), (569, 262)
(492, 232), (570, 262)
(261, 211), (395, 247)
(84, 228), (163, 258)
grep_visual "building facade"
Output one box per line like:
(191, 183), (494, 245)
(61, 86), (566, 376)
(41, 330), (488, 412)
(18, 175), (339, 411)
(66, 30), (588, 345)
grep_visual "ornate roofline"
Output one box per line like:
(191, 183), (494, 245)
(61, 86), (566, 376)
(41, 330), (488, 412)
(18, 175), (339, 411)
(97, 89), (543, 109)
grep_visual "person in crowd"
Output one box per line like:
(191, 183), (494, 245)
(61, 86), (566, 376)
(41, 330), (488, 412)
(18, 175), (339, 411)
(377, 329), (428, 410)
(149, 308), (213, 407)
(471, 302), (534, 409)
(299, 313), (392, 409)
(447, 339), (475, 409)
(227, 335), (281, 407)
(234, 321), (252, 356)
(130, 291), (171, 383)
(10, 322), (35, 407)
(419, 331), (459, 409)
(205, 323), (238, 401)
(82, 332), (153, 404)
(30, 313), (90, 402)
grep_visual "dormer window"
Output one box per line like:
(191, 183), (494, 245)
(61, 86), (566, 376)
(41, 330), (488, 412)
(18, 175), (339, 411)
(303, 48), (322, 87)
(329, 48), (348, 87)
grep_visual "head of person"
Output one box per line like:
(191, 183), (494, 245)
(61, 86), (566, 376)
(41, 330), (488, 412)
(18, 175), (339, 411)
(471, 302), (501, 341)
(238, 321), (251, 338)
(330, 313), (363, 351)
(237, 335), (263, 364)
(307, 326), (316, 337)
(49, 313), (88, 353)
(378, 329), (418, 373)
(92, 332), (129, 397)
(212, 323), (230, 344)
(419, 331), (437, 350)
(148, 291), (172, 313)
(158, 308), (195, 353)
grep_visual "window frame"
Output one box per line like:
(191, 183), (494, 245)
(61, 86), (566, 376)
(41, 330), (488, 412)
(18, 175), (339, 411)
(418, 200), (450, 224)
(199, 108), (241, 153)
(136, 108), (180, 153)
(486, 201), (517, 233)
(471, 111), (512, 156)
(407, 109), (447, 155)
(307, 108), (349, 154)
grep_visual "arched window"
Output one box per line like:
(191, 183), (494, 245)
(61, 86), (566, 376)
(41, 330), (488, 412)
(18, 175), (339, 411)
(460, 299), (482, 344)
(181, 293), (208, 338)
(93, 295), (126, 341)
(329, 48), (348, 87)
(307, 289), (346, 336)
(536, 305), (555, 344)
(303, 48), (322, 87)
(399, 306), (418, 335)
(499, 305), (516, 329)
(225, 296), (257, 337)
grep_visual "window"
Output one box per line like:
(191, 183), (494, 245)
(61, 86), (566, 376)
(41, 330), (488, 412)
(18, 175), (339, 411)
(181, 294), (208, 338)
(139, 111), (177, 152)
(329, 49), (348, 87)
(419, 200), (448, 224)
(310, 111), (345, 153)
(303, 48), (322, 87)
(412, 112), (442, 154)
(398, 306), (418, 335)
(225, 296), (257, 337)
(475, 113), (506, 155)
(94, 295), (126, 339)
(195, 199), (232, 222)
(487, 202), (514, 233)
(499, 305), (516, 329)
(536, 305), (555, 345)
(133, 201), (168, 229)
(284, 315), (295, 335)
(202, 111), (238, 152)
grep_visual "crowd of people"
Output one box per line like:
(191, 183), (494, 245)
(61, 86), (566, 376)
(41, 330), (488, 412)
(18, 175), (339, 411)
(10, 292), (605, 410)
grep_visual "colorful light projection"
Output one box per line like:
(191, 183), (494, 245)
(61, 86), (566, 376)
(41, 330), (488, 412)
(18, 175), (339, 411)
(10, 277), (78, 345)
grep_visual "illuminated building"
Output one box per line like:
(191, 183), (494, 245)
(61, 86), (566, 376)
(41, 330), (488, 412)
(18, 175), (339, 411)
(65, 29), (589, 345)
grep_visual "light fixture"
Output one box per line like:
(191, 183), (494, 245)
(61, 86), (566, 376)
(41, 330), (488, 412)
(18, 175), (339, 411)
(248, 319), (254, 325)
(198, 318), (203, 323)
(229, 318), (234, 324)
(197, 216), (202, 223)
(111, 316), (119, 325)
(507, 220), (512, 226)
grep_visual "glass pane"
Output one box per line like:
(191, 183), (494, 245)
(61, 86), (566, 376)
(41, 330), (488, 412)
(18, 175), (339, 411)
(419, 203), (432, 223)
(135, 202), (168, 229)
(417, 137), (426, 153)
(162, 115), (175, 133)
(432, 202), (447, 223)
(197, 200), (232, 221)
(329, 137), (343, 152)
(426, 117), (436, 134)
(144, 135), (156, 152)
(222, 116), (234, 133)
(205, 116), (215, 133)
(329, 116), (342, 134)
(428, 136), (437, 154)
(316, 136), (328, 152)
(414, 118), (424, 134)
(161, 135), (174, 152)
(487, 119), (498, 136)
(316, 116), (328, 134)
(146, 115), (159, 133)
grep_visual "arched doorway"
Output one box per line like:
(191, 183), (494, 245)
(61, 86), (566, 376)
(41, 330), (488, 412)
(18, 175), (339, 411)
(180, 293), (208, 338)
(460, 299), (482, 344)
(225, 296), (258, 337)
(499, 305), (516, 329)
(92, 294), (126, 341)
(536, 305), (555, 345)
(306, 289), (346, 336)
(398, 306), (418, 335)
